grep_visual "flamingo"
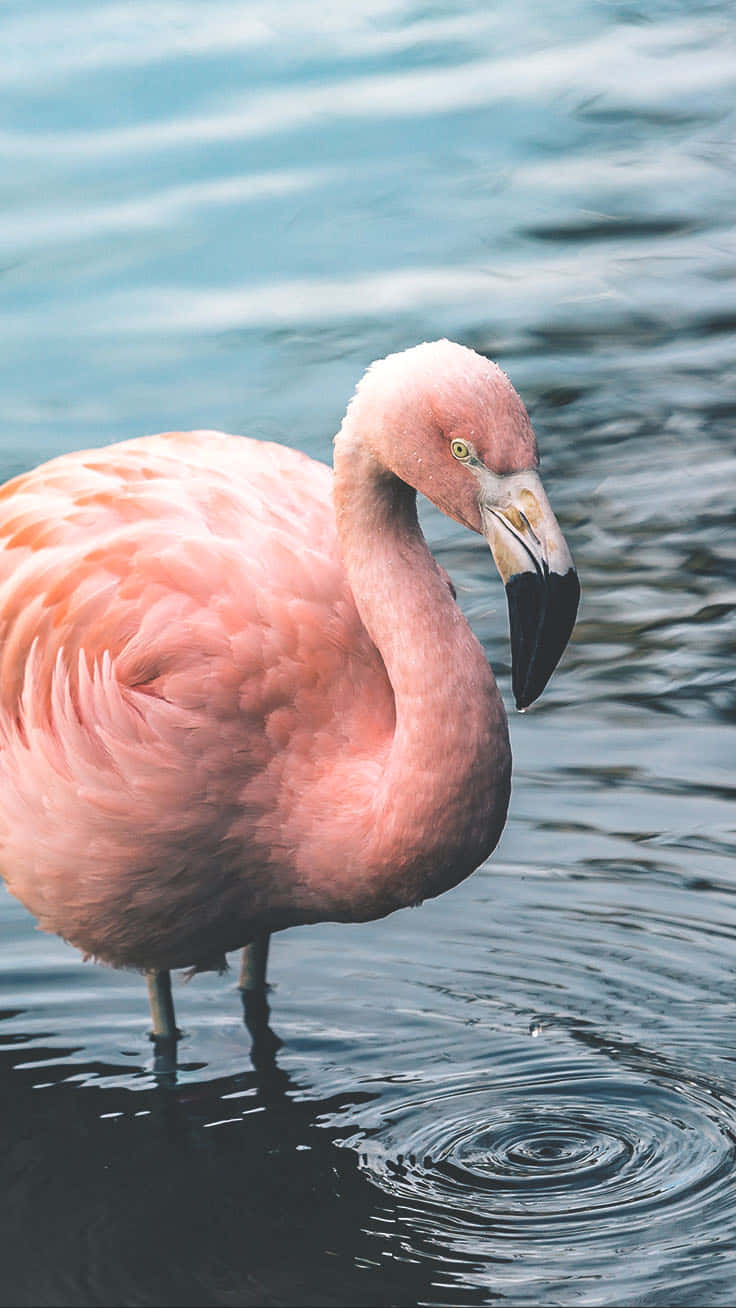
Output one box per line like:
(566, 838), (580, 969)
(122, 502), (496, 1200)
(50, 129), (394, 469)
(0, 340), (578, 1043)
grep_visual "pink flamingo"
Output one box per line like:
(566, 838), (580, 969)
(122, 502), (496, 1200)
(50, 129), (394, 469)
(0, 341), (578, 1042)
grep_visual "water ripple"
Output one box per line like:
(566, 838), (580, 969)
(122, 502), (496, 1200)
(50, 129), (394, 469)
(348, 1063), (736, 1298)
(3, 17), (733, 158)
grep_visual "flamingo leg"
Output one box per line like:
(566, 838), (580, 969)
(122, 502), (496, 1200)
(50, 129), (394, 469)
(145, 968), (179, 1042)
(239, 932), (281, 1064)
(239, 931), (270, 992)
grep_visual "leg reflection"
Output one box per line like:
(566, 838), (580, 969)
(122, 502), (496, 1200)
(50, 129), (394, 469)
(150, 1034), (178, 1085)
(240, 989), (284, 1083)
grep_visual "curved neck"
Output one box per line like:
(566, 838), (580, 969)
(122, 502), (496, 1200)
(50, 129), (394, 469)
(332, 423), (510, 905)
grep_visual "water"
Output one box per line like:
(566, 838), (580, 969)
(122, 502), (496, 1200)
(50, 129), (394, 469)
(1, 2), (735, 1304)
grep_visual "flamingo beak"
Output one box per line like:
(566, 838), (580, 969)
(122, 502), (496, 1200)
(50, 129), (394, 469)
(480, 470), (580, 709)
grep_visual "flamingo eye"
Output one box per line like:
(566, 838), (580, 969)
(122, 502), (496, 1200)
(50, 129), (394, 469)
(451, 439), (470, 461)
(449, 439), (473, 460)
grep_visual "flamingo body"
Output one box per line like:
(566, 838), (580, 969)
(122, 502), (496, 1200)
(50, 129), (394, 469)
(0, 342), (578, 985)
(0, 433), (393, 968)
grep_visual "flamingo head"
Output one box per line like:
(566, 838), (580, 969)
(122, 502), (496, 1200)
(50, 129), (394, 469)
(353, 340), (580, 708)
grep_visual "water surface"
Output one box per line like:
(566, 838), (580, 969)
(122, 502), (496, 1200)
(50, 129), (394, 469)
(1, 2), (735, 1304)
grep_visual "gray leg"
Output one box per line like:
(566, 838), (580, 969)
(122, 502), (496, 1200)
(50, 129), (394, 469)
(145, 968), (178, 1041)
(239, 932), (270, 992)
(239, 932), (280, 1065)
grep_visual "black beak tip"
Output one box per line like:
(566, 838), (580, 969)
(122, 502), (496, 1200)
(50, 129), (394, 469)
(506, 567), (580, 709)
(514, 686), (535, 712)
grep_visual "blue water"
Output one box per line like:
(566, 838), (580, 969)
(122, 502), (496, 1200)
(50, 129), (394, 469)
(1, 3), (735, 1304)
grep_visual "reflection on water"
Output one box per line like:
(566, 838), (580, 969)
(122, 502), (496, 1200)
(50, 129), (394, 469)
(0, 1019), (416, 1308)
(1, 0), (736, 1304)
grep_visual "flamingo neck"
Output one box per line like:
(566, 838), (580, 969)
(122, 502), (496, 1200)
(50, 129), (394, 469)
(332, 426), (511, 909)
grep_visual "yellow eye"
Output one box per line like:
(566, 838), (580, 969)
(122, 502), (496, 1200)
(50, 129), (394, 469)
(451, 439), (470, 460)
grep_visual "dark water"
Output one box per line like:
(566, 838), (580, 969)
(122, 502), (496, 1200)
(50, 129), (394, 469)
(1, 3), (735, 1304)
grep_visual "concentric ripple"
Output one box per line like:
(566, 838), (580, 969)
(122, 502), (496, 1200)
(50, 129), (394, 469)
(348, 1057), (736, 1299)
(437, 1106), (634, 1199)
